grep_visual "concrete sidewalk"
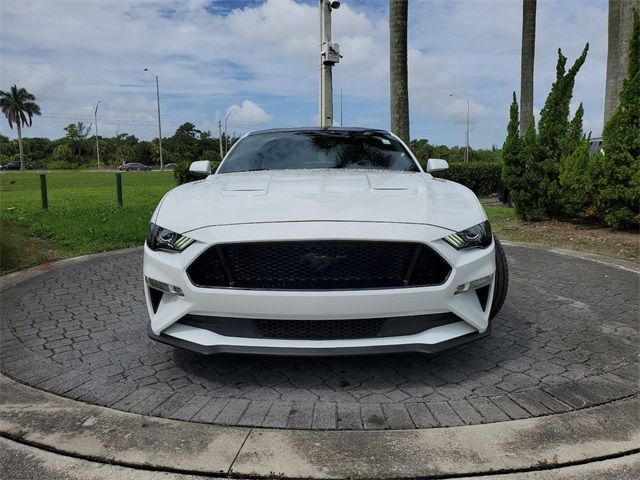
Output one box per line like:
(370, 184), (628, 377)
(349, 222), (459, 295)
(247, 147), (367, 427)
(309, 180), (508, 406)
(3, 436), (640, 480)
(1, 374), (638, 479)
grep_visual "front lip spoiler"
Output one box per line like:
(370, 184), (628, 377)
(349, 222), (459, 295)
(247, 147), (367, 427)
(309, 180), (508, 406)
(147, 323), (491, 357)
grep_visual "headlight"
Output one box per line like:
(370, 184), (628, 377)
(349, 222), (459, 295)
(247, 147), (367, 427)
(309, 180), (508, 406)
(443, 221), (492, 250)
(146, 222), (195, 252)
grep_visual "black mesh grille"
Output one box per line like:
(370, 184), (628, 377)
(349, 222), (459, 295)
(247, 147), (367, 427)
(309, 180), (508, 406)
(255, 318), (385, 340)
(187, 241), (451, 290)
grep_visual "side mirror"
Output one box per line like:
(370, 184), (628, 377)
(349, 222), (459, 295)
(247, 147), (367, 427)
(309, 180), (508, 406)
(189, 160), (211, 176)
(426, 158), (449, 173)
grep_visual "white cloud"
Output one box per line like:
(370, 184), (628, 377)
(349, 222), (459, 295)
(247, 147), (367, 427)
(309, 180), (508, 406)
(226, 99), (272, 127)
(0, 0), (609, 146)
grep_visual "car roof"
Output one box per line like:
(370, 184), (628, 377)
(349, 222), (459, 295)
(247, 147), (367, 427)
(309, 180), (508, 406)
(246, 127), (391, 136)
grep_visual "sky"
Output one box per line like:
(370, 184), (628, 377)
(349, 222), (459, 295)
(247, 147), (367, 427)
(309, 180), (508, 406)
(0, 0), (608, 148)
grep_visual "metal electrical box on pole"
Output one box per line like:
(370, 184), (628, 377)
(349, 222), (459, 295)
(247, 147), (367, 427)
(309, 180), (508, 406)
(319, 1), (342, 128)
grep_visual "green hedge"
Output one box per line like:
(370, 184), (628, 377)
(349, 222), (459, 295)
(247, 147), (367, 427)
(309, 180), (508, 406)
(436, 161), (503, 196)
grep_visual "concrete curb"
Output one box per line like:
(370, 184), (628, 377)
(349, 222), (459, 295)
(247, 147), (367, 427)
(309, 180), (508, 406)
(1, 374), (638, 478)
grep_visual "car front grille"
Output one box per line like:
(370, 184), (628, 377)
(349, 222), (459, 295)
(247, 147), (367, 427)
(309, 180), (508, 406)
(187, 240), (451, 290)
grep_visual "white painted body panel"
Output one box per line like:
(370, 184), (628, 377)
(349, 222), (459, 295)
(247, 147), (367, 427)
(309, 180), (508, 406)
(144, 130), (495, 355)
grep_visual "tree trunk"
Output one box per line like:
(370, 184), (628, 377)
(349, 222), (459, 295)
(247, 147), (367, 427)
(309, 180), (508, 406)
(17, 122), (24, 171)
(604, 0), (639, 125)
(390, 0), (410, 144)
(520, 0), (536, 135)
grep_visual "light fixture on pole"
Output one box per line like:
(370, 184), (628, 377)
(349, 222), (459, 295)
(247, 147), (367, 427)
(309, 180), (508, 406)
(94, 101), (101, 169)
(449, 93), (470, 162)
(224, 108), (236, 155)
(319, 0), (342, 127)
(144, 68), (164, 171)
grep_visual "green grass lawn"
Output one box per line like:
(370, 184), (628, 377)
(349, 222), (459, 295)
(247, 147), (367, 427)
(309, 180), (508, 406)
(1, 171), (175, 274)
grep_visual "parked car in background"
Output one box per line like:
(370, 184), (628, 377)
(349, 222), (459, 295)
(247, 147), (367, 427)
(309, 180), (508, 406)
(119, 162), (152, 171)
(0, 160), (34, 170)
(144, 127), (508, 356)
(164, 163), (176, 170)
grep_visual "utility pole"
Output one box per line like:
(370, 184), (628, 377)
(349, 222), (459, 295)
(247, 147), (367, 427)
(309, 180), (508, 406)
(218, 120), (224, 159)
(94, 101), (101, 169)
(144, 68), (164, 171)
(450, 93), (470, 162)
(340, 89), (343, 126)
(224, 109), (235, 155)
(319, 1), (342, 127)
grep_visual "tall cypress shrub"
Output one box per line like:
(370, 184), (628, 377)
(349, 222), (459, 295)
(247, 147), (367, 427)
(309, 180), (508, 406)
(598, 10), (640, 229)
(535, 44), (589, 218)
(502, 92), (523, 200)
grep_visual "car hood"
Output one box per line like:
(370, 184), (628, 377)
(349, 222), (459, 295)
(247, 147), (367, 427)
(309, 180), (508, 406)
(154, 169), (485, 234)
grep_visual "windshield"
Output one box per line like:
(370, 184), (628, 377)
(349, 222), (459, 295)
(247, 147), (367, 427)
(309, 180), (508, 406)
(218, 130), (420, 174)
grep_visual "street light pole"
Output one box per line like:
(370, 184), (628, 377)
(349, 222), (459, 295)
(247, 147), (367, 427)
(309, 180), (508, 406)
(449, 93), (470, 162)
(144, 68), (164, 171)
(319, 0), (341, 127)
(94, 101), (101, 169)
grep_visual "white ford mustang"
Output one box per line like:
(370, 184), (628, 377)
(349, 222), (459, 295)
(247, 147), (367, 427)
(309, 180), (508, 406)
(144, 127), (508, 355)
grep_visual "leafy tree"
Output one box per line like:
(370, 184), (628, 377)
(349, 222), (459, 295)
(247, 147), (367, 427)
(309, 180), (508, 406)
(64, 121), (92, 160)
(598, 9), (640, 228)
(52, 144), (74, 163)
(0, 85), (42, 170)
(167, 122), (202, 163)
(115, 145), (134, 164)
(23, 137), (54, 168)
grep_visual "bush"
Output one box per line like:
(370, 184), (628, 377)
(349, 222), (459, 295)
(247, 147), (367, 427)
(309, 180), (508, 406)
(559, 138), (596, 218)
(438, 161), (503, 196)
(174, 161), (191, 185)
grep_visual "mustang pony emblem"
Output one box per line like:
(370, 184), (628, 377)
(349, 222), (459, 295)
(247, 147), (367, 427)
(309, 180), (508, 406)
(299, 252), (347, 272)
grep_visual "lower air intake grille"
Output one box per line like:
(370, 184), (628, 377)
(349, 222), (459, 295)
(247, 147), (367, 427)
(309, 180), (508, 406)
(187, 240), (451, 290)
(255, 318), (385, 340)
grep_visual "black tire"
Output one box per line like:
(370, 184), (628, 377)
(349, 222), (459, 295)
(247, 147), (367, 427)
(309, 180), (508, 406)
(489, 236), (509, 319)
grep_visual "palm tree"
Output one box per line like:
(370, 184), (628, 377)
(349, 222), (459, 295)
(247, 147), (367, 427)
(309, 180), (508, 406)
(0, 85), (41, 170)
(520, 0), (536, 135)
(604, 0), (637, 125)
(390, 0), (410, 144)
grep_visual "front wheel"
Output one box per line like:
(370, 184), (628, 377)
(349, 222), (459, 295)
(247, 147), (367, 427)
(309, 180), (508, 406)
(489, 236), (509, 319)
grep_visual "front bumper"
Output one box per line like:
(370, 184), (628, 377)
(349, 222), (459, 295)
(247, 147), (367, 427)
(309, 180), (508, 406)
(143, 221), (496, 355)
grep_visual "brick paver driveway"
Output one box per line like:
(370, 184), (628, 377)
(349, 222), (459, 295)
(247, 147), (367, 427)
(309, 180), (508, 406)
(1, 245), (638, 429)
